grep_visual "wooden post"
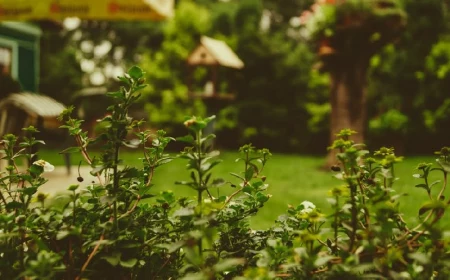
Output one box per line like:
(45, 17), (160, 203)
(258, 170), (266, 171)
(187, 64), (193, 95)
(211, 64), (218, 96)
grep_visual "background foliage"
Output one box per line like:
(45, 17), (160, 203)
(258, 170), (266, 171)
(39, 0), (450, 154)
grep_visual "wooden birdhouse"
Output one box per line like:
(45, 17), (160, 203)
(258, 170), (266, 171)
(186, 36), (244, 101)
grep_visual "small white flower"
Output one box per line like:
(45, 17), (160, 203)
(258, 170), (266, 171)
(300, 208), (314, 215)
(300, 200), (316, 210)
(300, 200), (316, 215)
(300, 201), (317, 215)
(33, 160), (55, 172)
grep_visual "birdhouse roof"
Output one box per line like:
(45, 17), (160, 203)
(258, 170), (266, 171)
(187, 36), (244, 69)
(0, 92), (65, 118)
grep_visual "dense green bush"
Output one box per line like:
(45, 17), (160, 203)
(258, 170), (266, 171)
(1, 67), (450, 279)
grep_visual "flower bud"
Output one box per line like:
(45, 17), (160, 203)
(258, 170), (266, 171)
(331, 165), (341, 172)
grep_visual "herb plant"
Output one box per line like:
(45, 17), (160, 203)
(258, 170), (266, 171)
(1, 66), (449, 279)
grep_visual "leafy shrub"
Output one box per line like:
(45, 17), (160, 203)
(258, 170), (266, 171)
(1, 66), (450, 279)
(369, 109), (409, 135)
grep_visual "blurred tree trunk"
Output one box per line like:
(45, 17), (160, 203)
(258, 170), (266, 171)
(308, 1), (406, 168)
(325, 59), (369, 167)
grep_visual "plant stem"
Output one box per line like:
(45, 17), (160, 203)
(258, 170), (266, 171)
(113, 139), (120, 233)
(389, 165), (395, 189)
(0, 191), (6, 208)
(222, 187), (244, 208)
(437, 172), (447, 200)
(197, 189), (203, 256)
(197, 130), (203, 188)
(76, 228), (107, 280)
(349, 182), (357, 252)
(75, 135), (104, 186)
(20, 226), (25, 274)
(196, 130), (204, 256)
(334, 195), (339, 254)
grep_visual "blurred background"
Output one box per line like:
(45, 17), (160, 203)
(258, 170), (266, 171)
(1, 0), (450, 156)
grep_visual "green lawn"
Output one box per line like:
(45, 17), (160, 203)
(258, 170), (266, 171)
(39, 148), (446, 230)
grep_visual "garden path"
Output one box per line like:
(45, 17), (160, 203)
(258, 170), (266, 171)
(40, 166), (97, 194)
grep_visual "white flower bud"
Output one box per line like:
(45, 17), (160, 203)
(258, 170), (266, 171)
(33, 160), (55, 172)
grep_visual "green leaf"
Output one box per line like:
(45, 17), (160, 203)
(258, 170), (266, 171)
(120, 167), (140, 179)
(391, 193), (408, 201)
(122, 139), (141, 148)
(245, 166), (255, 181)
(100, 195), (116, 204)
(160, 240), (185, 253)
(204, 115), (216, 124)
(56, 230), (70, 240)
(200, 134), (216, 144)
(206, 150), (220, 158)
(59, 146), (81, 154)
(248, 162), (259, 174)
(211, 178), (225, 187)
(230, 172), (244, 181)
(190, 171), (197, 183)
(177, 135), (195, 144)
(106, 90), (124, 99)
(213, 258), (245, 272)
(418, 200), (446, 216)
(256, 192), (270, 203)
(128, 66), (144, 80)
(141, 194), (155, 200)
(408, 252), (430, 264)
(6, 201), (23, 210)
(201, 160), (222, 172)
(430, 180), (441, 188)
(90, 239), (114, 247)
(160, 190), (175, 203)
(267, 239), (278, 247)
(90, 165), (105, 175)
(314, 256), (334, 267)
(68, 185), (79, 191)
(120, 258), (138, 268)
(117, 76), (131, 85)
(134, 84), (147, 91)
(27, 233), (50, 251)
(29, 164), (43, 176)
(23, 186), (38, 196)
(175, 181), (197, 189)
(380, 168), (392, 178)
(173, 207), (195, 217)
(155, 157), (174, 166)
(204, 173), (211, 185)
(414, 184), (429, 192)
(103, 252), (121, 266)
(436, 158), (450, 173)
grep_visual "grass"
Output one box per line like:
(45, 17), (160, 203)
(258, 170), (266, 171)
(39, 148), (447, 230)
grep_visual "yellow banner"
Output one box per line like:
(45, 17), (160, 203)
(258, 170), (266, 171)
(0, 0), (173, 21)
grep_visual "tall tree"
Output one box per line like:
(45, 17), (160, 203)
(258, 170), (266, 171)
(301, 0), (406, 165)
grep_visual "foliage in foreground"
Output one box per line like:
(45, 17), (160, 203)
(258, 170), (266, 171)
(1, 66), (450, 279)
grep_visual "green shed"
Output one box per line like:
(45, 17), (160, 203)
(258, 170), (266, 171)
(0, 21), (41, 92)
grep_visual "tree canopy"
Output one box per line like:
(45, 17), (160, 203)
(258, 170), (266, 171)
(39, 0), (450, 154)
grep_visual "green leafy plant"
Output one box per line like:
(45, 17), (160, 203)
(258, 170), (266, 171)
(1, 66), (450, 279)
(236, 130), (450, 279)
